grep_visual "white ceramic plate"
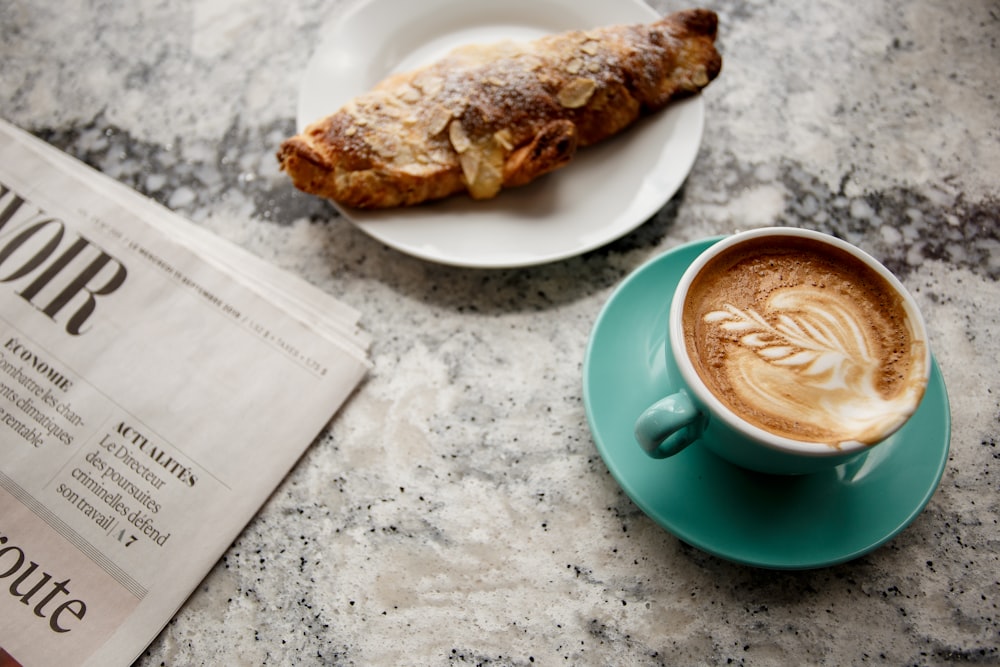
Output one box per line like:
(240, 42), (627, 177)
(297, 0), (706, 268)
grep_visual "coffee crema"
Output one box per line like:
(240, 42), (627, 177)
(682, 235), (927, 446)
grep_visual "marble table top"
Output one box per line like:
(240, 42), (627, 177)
(2, 0), (998, 663)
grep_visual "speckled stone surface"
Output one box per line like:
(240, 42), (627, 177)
(2, 0), (998, 664)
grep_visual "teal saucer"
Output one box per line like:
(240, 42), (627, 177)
(583, 238), (951, 570)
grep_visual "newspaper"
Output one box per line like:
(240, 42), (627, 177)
(0, 119), (370, 667)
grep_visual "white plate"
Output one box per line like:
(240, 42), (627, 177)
(297, 0), (706, 268)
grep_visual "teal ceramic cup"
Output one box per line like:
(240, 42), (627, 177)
(634, 227), (931, 475)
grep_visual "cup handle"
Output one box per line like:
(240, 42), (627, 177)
(634, 389), (705, 459)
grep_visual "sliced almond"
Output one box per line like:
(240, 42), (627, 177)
(536, 71), (557, 87)
(692, 65), (709, 87)
(393, 143), (413, 165)
(449, 120), (472, 154)
(557, 77), (597, 109)
(522, 56), (542, 71)
(459, 150), (480, 184)
(398, 85), (421, 104)
(380, 103), (403, 119)
(450, 98), (469, 117)
(383, 92), (406, 109)
(493, 129), (514, 151)
(565, 58), (583, 74)
(414, 74), (444, 98)
(426, 105), (452, 137)
(429, 148), (452, 165)
(368, 134), (397, 158)
(473, 159), (503, 199)
(472, 143), (505, 198)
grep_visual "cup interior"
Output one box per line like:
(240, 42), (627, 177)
(668, 227), (931, 459)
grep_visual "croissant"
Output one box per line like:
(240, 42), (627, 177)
(277, 9), (722, 209)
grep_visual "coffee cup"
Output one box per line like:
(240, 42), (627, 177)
(634, 227), (930, 475)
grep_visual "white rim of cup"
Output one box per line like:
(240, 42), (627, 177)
(669, 226), (931, 458)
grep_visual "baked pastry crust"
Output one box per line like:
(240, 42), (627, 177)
(278, 9), (722, 209)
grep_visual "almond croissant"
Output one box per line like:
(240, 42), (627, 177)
(278, 9), (722, 209)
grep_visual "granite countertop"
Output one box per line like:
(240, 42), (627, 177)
(2, 0), (998, 664)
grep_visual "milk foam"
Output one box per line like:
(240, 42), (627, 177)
(684, 236), (928, 446)
(704, 287), (925, 444)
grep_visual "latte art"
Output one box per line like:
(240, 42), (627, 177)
(683, 236), (927, 446)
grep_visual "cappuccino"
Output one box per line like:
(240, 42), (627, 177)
(682, 234), (927, 446)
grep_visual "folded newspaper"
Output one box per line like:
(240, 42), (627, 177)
(0, 119), (370, 666)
